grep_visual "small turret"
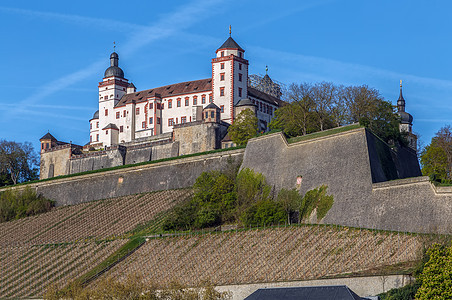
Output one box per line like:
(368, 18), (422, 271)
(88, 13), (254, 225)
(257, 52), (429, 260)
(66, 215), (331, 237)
(127, 82), (136, 94)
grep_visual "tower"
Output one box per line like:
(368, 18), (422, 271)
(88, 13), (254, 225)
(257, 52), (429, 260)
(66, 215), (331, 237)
(211, 28), (249, 123)
(397, 81), (417, 151)
(97, 52), (129, 147)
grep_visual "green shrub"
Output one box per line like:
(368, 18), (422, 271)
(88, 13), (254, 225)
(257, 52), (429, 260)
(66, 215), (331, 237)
(235, 168), (271, 214)
(277, 188), (302, 224)
(300, 185), (334, 221)
(0, 187), (54, 223)
(378, 283), (420, 300)
(241, 199), (286, 227)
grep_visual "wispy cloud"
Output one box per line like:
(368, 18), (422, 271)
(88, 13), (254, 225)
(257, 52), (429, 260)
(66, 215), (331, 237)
(3, 103), (94, 111)
(250, 46), (452, 91)
(0, 6), (146, 33)
(2, 0), (224, 120)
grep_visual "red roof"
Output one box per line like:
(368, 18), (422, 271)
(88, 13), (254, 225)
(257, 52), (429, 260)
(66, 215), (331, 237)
(115, 78), (212, 107)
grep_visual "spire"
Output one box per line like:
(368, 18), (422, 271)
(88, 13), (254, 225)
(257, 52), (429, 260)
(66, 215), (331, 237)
(397, 79), (405, 112)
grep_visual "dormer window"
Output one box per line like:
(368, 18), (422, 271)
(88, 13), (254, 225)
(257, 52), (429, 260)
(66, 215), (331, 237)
(221, 51), (224, 57)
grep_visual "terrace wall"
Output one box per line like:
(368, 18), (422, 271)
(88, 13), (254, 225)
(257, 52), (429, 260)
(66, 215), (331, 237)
(4, 149), (244, 206)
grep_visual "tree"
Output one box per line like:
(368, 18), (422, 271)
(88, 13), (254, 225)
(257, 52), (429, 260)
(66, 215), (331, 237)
(421, 125), (452, 182)
(276, 188), (301, 224)
(0, 140), (39, 185)
(228, 109), (258, 145)
(416, 243), (452, 299)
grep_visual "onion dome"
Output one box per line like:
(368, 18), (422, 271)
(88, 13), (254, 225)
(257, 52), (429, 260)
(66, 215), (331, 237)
(104, 52), (124, 78)
(92, 110), (99, 119)
(397, 81), (413, 125)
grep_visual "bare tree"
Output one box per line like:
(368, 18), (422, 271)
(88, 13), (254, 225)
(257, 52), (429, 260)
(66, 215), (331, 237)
(0, 140), (39, 185)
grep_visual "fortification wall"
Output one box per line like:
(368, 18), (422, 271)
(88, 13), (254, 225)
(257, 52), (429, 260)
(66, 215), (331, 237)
(241, 128), (451, 234)
(173, 122), (228, 156)
(39, 146), (72, 179)
(70, 146), (126, 174)
(8, 149), (244, 206)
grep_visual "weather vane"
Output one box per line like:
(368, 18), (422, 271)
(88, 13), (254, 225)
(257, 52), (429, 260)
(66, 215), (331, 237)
(265, 65), (268, 74)
(229, 25), (231, 37)
(400, 79), (402, 87)
(113, 41), (116, 52)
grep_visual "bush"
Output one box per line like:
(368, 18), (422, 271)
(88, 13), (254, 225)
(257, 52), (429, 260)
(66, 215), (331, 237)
(241, 199), (286, 227)
(0, 187), (54, 223)
(300, 185), (334, 221)
(277, 188), (302, 224)
(378, 282), (421, 300)
(235, 168), (271, 215)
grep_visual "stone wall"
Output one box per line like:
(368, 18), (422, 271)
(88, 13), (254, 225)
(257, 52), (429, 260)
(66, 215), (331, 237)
(241, 127), (451, 234)
(9, 148), (244, 206)
(39, 145), (73, 179)
(173, 121), (228, 156)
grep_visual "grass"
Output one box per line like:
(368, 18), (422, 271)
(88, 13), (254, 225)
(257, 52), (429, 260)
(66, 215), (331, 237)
(287, 123), (363, 144)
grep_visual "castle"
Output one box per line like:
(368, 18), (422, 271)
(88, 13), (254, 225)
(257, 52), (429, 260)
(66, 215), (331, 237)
(39, 33), (284, 179)
(39, 32), (417, 181)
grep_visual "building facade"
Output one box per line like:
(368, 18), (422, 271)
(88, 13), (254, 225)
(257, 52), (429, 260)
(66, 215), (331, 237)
(89, 35), (283, 148)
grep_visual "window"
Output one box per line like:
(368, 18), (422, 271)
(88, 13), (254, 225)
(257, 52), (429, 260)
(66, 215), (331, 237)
(209, 94), (213, 103)
(106, 130), (109, 135)
(120, 126), (123, 132)
(239, 63), (242, 70)
(142, 121), (146, 128)
(168, 118), (174, 126)
(220, 105), (224, 113)
(161, 103), (164, 109)
(221, 51), (224, 57)
(96, 122), (99, 128)
(149, 117), (153, 124)
(116, 112), (120, 119)
(238, 87), (242, 97)
(96, 134), (99, 141)
(202, 95), (206, 104)
(46, 143), (49, 149)
(221, 63), (224, 69)
(176, 117), (178, 124)
(185, 97), (189, 106)
(220, 87), (225, 96)
(41, 143), (44, 150)
(104, 96), (108, 100)
(136, 107), (140, 115)
(123, 110), (127, 117)
(220, 73), (225, 81)
(260, 102), (262, 112)
(90, 123), (92, 130)
(211, 111), (215, 118)
(193, 96), (197, 105)
(150, 103), (154, 109)
(205, 112), (208, 119)
(177, 98), (181, 107)
(181, 116), (186, 123)
(105, 109), (108, 116)
(239, 52), (242, 58)
(90, 136), (92, 143)
(238, 73), (242, 82)
(157, 117), (161, 124)
(168, 99), (172, 108)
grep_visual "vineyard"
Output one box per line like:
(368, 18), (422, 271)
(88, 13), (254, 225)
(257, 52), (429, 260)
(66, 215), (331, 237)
(0, 187), (435, 299)
(0, 189), (192, 299)
(105, 225), (425, 287)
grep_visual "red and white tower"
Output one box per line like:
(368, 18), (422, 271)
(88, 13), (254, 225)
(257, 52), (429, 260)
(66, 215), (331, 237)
(212, 30), (249, 123)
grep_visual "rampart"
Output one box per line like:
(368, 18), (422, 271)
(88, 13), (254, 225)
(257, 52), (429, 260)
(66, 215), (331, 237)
(5, 148), (244, 206)
(241, 127), (452, 234)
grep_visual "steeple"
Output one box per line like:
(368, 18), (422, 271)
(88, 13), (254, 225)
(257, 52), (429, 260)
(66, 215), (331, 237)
(397, 80), (405, 113)
(104, 51), (124, 78)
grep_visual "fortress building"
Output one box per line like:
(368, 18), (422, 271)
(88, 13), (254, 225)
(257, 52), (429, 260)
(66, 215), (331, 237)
(89, 34), (282, 148)
(396, 80), (416, 150)
(39, 33), (283, 179)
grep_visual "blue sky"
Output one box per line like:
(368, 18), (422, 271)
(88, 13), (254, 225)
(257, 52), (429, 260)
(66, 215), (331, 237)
(1, 0), (451, 152)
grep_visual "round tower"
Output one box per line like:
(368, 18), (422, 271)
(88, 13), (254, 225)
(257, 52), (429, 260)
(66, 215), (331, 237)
(397, 80), (417, 151)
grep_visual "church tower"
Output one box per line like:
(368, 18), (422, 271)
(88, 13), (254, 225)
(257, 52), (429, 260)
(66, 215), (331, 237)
(97, 52), (129, 147)
(397, 81), (417, 151)
(211, 27), (249, 123)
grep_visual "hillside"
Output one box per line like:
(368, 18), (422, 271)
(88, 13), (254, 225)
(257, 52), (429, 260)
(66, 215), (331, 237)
(0, 187), (440, 299)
